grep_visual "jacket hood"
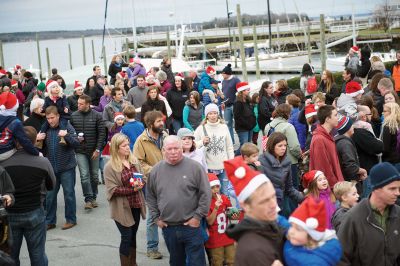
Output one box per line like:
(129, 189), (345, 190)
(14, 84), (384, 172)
(200, 72), (210, 79)
(226, 217), (283, 242)
(269, 117), (288, 127)
(0, 116), (17, 132)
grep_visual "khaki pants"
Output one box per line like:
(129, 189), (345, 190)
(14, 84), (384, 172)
(207, 244), (235, 266)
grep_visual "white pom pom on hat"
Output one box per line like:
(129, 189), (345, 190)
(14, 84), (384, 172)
(306, 217), (319, 229)
(235, 167), (246, 179)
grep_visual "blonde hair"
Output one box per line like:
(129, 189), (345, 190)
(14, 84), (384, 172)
(333, 181), (356, 202)
(383, 102), (400, 134)
(312, 92), (326, 103)
(109, 133), (136, 172)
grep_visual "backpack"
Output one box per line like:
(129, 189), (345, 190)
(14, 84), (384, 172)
(396, 129), (400, 154)
(306, 76), (317, 94)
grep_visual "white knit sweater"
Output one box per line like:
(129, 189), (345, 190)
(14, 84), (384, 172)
(194, 120), (234, 170)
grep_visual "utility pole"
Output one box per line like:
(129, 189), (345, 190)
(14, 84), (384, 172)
(267, 0), (272, 50)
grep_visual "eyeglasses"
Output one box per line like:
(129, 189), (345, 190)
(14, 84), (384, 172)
(365, 113), (372, 116)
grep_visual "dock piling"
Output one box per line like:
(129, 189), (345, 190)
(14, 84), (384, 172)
(236, 4), (247, 81)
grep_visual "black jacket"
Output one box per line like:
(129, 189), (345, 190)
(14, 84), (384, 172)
(318, 82), (341, 105)
(381, 125), (400, 164)
(67, 94), (80, 113)
(22, 78), (38, 98)
(84, 84), (104, 107)
(338, 199), (400, 266)
(141, 99), (167, 124)
(335, 135), (360, 182)
(357, 57), (371, 78)
(258, 95), (276, 131)
(108, 62), (128, 85)
(276, 88), (292, 104)
(166, 88), (189, 120)
(23, 113), (46, 133)
(226, 217), (285, 266)
(352, 128), (383, 172)
(0, 166), (15, 205)
(70, 109), (106, 155)
(233, 100), (256, 132)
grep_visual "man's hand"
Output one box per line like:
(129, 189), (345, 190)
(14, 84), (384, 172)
(358, 168), (368, 181)
(58, 130), (68, 137)
(184, 217), (200, 228)
(64, 107), (69, 114)
(2, 195), (12, 207)
(36, 133), (46, 141)
(91, 150), (100, 160)
(156, 219), (168, 229)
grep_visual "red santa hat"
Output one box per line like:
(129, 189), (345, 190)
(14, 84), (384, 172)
(345, 80), (364, 98)
(288, 197), (328, 241)
(114, 112), (125, 122)
(305, 104), (317, 119)
(208, 173), (221, 187)
(129, 58), (134, 63)
(302, 170), (324, 192)
(236, 82), (251, 93)
(175, 73), (184, 80)
(224, 156), (270, 202)
(350, 46), (359, 53)
(11, 79), (18, 87)
(74, 80), (83, 91)
(0, 69), (6, 77)
(46, 80), (59, 91)
(0, 91), (18, 112)
(15, 64), (22, 70)
(206, 66), (216, 75)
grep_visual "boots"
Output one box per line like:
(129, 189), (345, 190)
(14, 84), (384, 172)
(130, 247), (137, 266)
(120, 254), (130, 266)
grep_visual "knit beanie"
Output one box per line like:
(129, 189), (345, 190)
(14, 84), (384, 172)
(36, 82), (46, 92)
(369, 162), (400, 191)
(222, 64), (232, 75)
(336, 115), (353, 135)
(204, 103), (219, 117)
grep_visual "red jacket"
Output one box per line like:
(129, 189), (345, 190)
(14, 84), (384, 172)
(309, 124), (344, 188)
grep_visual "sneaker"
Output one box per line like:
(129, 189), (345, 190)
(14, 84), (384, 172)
(61, 223), (76, 230)
(91, 200), (98, 208)
(84, 201), (93, 210)
(146, 250), (163, 259)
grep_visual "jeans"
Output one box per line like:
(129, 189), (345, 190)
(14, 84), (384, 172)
(99, 156), (107, 183)
(76, 153), (99, 202)
(235, 131), (253, 155)
(46, 168), (77, 225)
(146, 211), (159, 252)
(171, 118), (184, 135)
(8, 208), (48, 266)
(115, 208), (141, 256)
(162, 225), (206, 266)
(223, 105), (235, 144)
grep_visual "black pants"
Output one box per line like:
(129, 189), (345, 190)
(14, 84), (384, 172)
(115, 208), (141, 256)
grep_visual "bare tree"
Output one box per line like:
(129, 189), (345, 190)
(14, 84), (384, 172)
(374, 0), (395, 32)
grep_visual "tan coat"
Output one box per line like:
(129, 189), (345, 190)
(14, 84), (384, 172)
(104, 159), (146, 227)
(132, 129), (167, 177)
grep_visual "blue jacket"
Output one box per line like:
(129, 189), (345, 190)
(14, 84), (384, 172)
(43, 95), (70, 119)
(121, 120), (145, 150)
(0, 116), (39, 156)
(284, 238), (342, 266)
(288, 107), (307, 150)
(193, 76), (200, 92)
(198, 72), (213, 95)
(43, 123), (79, 174)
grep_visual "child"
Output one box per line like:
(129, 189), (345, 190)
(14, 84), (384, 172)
(202, 79), (219, 107)
(302, 170), (336, 229)
(121, 105), (145, 150)
(336, 80), (363, 121)
(251, 93), (260, 145)
(0, 91), (39, 161)
(101, 112), (125, 159)
(205, 173), (236, 266)
(331, 181), (359, 231)
(285, 197), (342, 266)
(40, 80), (70, 145)
(240, 142), (261, 171)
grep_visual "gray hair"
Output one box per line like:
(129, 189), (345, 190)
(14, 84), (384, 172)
(30, 97), (44, 113)
(378, 78), (394, 91)
(163, 135), (182, 148)
(156, 70), (167, 82)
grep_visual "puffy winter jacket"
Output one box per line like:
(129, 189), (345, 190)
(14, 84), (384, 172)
(233, 99), (256, 132)
(288, 107), (307, 150)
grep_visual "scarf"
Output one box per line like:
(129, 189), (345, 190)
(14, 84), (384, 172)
(110, 100), (123, 113)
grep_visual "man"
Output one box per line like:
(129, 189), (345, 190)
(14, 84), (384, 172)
(189, 69), (200, 92)
(376, 78), (394, 115)
(309, 105), (344, 188)
(337, 162), (400, 266)
(36, 106), (79, 230)
(85, 65), (102, 90)
(1, 126), (55, 266)
(70, 95), (105, 210)
(341, 68), (355, 93)
(127, 75), (148, 120)
(103, 87), (128, 130)
(335, 115), (367, 194)
(86, 75), (106, 107)
(221, 63), (240, 143)
(133, 110), (167, 260)
(67, 81), (84, 112)
(147, 135), (211, 266)
(392, 51), (400, 96)
(225, 156), (285, 265)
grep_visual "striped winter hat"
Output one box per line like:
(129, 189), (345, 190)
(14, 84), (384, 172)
(336, 115), (353, 135)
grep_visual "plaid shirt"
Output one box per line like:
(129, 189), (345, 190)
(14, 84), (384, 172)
(113, 164), (143, 208)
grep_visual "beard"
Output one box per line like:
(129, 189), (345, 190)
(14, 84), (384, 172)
(151, 125), (164, 134)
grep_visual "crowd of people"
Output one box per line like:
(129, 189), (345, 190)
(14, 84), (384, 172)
(0, 47), (399, 266)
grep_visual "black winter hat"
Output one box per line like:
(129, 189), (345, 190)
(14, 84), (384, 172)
(222, 64), (232, 75)
(369, 162), (400, 191)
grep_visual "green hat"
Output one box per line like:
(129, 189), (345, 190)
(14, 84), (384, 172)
(37, 82), (46, 92)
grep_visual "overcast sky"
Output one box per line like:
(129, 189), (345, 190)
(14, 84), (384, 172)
(0, 0), (381, 33)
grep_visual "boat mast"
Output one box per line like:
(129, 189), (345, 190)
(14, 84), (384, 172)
(131, 0), (138, 53)
(267, 0), (272, 50)
(101, 0), (109, 60)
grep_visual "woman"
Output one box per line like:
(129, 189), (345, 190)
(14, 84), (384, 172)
(233, 82), (256, 151)
(384, 90), (400, 105)
(361, 94), (381, 137)
(156, 70), (172, 97)
(104, 133), (146, 266)
(108, 55), (128, 85)
(93, 85), (112, 113)
(166, 74), (189, 134)
(380, 102), (400, 164)
(160, 57), (174, 85)
(194, 104), (236, 206)
(67, 83), (84, 112)
(259, 132), (304, 216)
(140, 86), (167, 124)
(115, 79), (127, 97)
(177, 127), (207, 171)
(258, 81), (278, 132)
(183, 91), (204, 131)
(286, 94), (307, 151)
(23, 97), (46, 132)
(300, 63), (316, 97)
(275, 79), (292, 104)
(317, 70), (340, 105)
